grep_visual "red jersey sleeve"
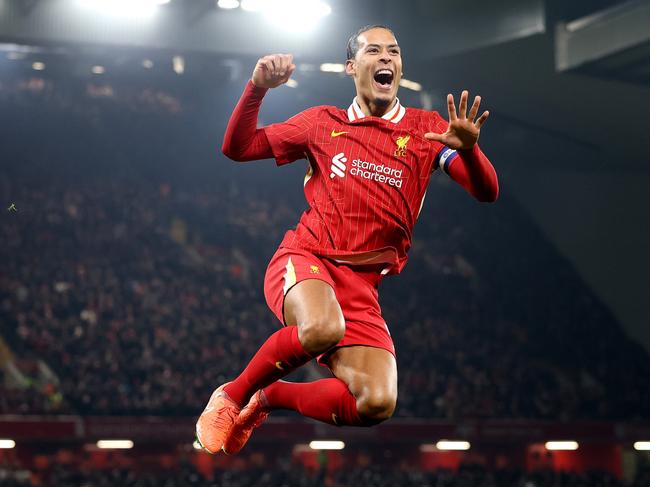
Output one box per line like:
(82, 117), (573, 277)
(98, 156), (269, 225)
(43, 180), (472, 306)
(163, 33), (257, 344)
(428, 112), (499, 202)
(263, 107), (321, 166)
(222, 81), (274, 162)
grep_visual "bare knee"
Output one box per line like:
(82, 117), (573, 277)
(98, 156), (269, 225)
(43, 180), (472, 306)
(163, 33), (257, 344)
(356, 389), (397, 424)
(284, 279), (345, 355)
(297, 313), (345, 355)
(328, 347), (398, 425)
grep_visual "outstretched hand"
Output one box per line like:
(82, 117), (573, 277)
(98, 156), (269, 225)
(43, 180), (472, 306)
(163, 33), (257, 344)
(252, 54), (296, 89)
(424, 90), (489, 150)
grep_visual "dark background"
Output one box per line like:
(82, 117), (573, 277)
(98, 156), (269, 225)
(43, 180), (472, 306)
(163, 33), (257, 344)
(1, 0), (648, 351)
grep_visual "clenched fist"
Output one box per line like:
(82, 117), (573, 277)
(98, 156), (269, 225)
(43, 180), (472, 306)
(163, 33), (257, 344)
(252, 54), (296, 89)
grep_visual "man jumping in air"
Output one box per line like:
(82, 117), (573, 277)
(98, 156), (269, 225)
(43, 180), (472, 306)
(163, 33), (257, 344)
(196, 25), (498, 454)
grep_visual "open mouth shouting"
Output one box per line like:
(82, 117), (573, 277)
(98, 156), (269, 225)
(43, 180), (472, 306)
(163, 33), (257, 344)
(373, 68), (394, 92)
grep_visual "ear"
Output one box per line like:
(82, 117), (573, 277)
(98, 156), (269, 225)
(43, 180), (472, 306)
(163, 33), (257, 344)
(345, 59), (356, 77)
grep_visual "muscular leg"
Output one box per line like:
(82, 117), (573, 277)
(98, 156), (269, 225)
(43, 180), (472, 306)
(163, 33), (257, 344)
(223, 279), (344, 407)
(226, 278), (396, 428)
(326, 345), (398, 423)
(198, 278), (347, 454)
(284, 279), (345, 355)
(262, 345), (397, 426)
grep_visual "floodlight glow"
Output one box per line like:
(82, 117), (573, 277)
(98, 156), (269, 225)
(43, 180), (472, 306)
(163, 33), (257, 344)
(436, 440), (471, 451)
(217, 0), (240, 8)
(241, 0), (330, 31)
(0, 439), (16, 449)
(320, 63), (345, 73)
(240, 0), (263, 12)
(262, 0), (331, 32)
(142, 59), (154, 69)
(309, 440), (345, 450)
(399, 79), (422, 91)
(96, 440), (134, 449)
(32, 61), (45, 71)
(77, 0), (169, 19)
(285, 78), (298, 88)
(633, 442), (650, 451)
(173, 56), (185, 74)
(91, 65), (105, 74)
(545, 441), (579, 451)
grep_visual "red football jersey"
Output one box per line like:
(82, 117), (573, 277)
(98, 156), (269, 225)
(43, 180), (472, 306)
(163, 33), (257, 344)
(264, 98), (459, 274)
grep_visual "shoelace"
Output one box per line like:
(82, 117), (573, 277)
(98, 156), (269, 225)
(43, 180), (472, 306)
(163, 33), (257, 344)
(211, 404), (238, 430)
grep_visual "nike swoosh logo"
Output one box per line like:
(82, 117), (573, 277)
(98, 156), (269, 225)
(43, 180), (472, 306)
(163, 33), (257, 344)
(331, 130), (348, 138)
(275, 361), (285, 371)
(331, 413), (338, 425)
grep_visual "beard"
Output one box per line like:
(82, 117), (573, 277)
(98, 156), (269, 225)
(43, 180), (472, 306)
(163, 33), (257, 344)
(373, 96), (392, 108)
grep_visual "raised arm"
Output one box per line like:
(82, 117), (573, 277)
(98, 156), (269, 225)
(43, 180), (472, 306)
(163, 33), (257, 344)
(222, 54), (296, 162)
(425, 90), (499, 202)
(446, 144), (499, 202)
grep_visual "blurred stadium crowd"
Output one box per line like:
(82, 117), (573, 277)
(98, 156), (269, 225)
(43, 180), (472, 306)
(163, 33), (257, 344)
(1, 68), (650, 422)
(1, 456), (647, 487)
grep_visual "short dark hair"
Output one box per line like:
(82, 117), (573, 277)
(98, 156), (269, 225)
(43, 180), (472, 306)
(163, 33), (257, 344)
(346, 24), (396, 61)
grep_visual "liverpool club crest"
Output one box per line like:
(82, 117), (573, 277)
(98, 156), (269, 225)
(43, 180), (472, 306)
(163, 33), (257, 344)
(394, 135), (410, 157)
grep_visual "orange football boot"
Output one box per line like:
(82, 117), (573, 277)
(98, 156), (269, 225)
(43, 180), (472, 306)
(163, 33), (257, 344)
(195, 383), (241, 454)
(222, 390), (270, 455)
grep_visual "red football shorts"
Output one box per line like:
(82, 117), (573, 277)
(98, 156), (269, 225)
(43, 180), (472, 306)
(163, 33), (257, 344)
(264, 247), (395, 365)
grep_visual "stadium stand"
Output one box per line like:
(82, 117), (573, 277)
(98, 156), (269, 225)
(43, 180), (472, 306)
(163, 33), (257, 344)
(1, 70), (649, 422)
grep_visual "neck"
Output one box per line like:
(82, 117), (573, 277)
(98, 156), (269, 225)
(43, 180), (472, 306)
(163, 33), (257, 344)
(355, 94), (396, 118)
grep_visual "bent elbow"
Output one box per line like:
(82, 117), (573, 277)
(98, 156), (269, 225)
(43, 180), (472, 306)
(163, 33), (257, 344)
(481, 193), (499, 203)
(221, 143), (243, 162)
(476, 185), (499, 203)
(481, 175), (499, 203)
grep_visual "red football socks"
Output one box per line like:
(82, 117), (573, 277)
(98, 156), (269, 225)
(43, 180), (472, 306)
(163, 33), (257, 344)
(261, 378), (364, 426)
(223, 326), (314, 407)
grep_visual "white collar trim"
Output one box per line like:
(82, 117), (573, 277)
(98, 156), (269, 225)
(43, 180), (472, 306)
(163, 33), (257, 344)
(347, 98), (406, 124)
